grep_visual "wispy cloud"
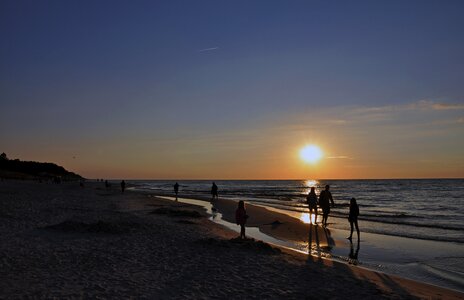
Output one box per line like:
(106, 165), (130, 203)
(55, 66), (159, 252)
(327, 156), (352, 160)
(354, 106), (394, 114)
(327, 119), (348, 125)
(353, 100), (464, 115)
(198, 47), (219, 52)
(414, 100), (464, 111)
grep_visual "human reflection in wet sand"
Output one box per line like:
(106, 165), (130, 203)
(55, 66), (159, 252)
(308, 223), (321, 257)
(211, 204), (218, 220)
(348, 240), (360, 265)
(308, 225), (335, 258)
(321, 226), (335, 253)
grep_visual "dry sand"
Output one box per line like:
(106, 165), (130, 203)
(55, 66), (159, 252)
(0, 181), (463, 299)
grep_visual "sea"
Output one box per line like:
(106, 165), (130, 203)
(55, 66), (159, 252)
(132, 179), (464, 244)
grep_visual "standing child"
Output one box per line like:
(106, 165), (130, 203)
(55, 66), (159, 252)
(348, 197), (360, 241)
(235, 200), (248, 239)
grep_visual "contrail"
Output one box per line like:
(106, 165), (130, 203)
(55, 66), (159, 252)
(198, 47), (219, 52)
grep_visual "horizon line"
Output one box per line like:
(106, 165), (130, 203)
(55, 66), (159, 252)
(95, 177), (464, 181)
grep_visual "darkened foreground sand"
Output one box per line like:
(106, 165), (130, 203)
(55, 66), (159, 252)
(1, 181), (463, 299)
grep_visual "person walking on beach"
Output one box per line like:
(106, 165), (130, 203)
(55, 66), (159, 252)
(120, 180), (126, 194)
(319, 185), (335, 227)
(235, 200), (248, 239)
(211, 182), (218, 200)
(306, 187), (318, 225)
(174, 182), (179, 199)
(348, 197), (360, 241)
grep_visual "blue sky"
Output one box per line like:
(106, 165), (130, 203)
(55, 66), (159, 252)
(1, 0), (463, 179)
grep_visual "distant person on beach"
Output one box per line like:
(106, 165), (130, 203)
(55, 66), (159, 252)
(120, 180), (126, 194)
(319, 185), (335, 227)
(105, 180), (110, 189)
(211, 182), (218, 200)
(235, 200), (249, 239)
(306, 187), (318, 225)
(348, 197), (360, 241)
(174, 182), (179, 198)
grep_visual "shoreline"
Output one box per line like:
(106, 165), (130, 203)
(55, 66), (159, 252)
(138, 189), (464, 293)
(127, 179), (464, 245)
(1, 180), (463, 299)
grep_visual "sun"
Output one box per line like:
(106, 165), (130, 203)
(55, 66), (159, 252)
(300, 145), (323, 164)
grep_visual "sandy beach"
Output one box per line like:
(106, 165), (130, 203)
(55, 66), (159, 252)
(1, 181), (463, 299)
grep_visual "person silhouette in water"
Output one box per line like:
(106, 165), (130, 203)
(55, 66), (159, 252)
(348, 197), (360, 241)
(211, 182), (218, 200)
(235, 200), (248, 239)
(318, 185), (334, 227)
(306, 187), (318, 225)
(174, 182), (179, 199)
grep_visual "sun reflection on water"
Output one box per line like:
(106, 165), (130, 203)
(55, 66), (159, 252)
(299, 212), (317, 224)
(305, 179), (318, 187)
(302, 179), (320, 195)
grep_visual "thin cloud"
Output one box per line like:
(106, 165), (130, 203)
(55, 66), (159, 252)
(353, 105), (394, 114)
(408, 100), (464, 111)
(354, 100), (464, 115)
(327, 156), (352, 160)
(198, 47), (219, 52)
(328, 119), (348, 125)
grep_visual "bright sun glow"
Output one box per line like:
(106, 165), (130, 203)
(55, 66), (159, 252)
(300, 145), (323, 164)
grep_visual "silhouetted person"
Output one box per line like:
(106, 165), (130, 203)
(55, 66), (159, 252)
(318, 185), (334, 227)
(235, 200), (248, 239)
(211, 182), (218, 200)
(348, 197), (360, 241)
(306, 187), (318, 225)
(174, 182), (179, 199)
(120, 180), (126, 194)
(105, 180), (110, 189)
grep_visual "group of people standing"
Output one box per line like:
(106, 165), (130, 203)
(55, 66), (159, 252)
(172, 181), (360, 241)
(306, 184), (360, 240)
(306, 185), (335, 227)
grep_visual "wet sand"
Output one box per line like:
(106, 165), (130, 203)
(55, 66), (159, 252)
(161, 193), (464, 293)
(1, 180), (463, 299)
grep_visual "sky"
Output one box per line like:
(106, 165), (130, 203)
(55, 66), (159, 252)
(1, 0), (463, 179)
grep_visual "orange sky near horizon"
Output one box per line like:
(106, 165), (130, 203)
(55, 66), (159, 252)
(5, 101), (463, 180)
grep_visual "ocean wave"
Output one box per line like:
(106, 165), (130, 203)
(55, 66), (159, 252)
(329, 213), (464, 231)
(132, 180), (464, 242)
(352, 226), (464, 244)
